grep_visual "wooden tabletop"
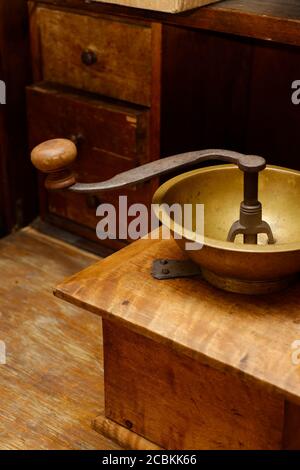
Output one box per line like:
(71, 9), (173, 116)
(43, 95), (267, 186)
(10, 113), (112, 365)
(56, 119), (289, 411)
(56, 234), (300, 406)
(37, 0), (300, 47)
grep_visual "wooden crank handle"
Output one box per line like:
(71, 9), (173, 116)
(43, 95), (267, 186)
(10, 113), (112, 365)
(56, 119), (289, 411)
(31, 139), (266, 193)
(31, 138), (77, 190)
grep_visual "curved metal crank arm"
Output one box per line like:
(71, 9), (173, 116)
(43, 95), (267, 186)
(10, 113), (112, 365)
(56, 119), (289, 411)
(71, 149), (266, 193)
(30, 138), (266, 193)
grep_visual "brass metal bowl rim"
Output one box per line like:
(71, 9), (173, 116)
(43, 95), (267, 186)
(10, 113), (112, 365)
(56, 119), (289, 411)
(152, 164), (300, 254)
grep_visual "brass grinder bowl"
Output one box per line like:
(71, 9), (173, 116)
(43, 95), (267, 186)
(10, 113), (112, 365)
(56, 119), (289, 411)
(153, 165), (300, 294)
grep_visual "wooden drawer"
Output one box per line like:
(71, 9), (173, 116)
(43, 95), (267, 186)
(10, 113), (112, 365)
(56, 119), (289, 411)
(27, 84), (153, 241)
(30, 6), (153, 106)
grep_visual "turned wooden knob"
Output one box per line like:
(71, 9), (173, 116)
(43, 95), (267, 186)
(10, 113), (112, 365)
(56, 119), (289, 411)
(31, 138), (77, 190)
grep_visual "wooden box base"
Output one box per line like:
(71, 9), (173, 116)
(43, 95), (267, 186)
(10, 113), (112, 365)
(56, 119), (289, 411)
(92, 415), (162, 450)
(101, 320), (299, 450)
(55, 235), (300, 450)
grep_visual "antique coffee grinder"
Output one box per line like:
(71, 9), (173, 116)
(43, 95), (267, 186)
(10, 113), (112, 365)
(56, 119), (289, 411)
(31, 139), (300, 294)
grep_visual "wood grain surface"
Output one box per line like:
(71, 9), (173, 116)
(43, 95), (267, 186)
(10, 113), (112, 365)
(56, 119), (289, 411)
(103, 319), (284, 450)
(93, 415), (163, 450)
(0, 227), (120, 450)
(56, 232), (300, 406)
(30, 5), (152, 105)
(30, 0), (300, 47)
(27, 83), (152, 250)
(92, 0), (220, 13)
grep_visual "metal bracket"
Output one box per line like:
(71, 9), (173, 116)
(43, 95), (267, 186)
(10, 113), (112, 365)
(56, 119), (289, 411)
(152, 259), (202, 280)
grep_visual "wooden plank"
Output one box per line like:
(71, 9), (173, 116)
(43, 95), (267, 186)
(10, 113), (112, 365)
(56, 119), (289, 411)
(0, 228), (120, 450)
(32, 0), (300, 48)
(92, 0), (221, 13)
(103, 320), (284, 450)
(56, 233), (300, 406)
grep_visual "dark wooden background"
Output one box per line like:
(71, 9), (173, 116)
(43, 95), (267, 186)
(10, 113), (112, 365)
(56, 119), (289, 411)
(0, 0), (36, 236)
(161, 27), (300, 171)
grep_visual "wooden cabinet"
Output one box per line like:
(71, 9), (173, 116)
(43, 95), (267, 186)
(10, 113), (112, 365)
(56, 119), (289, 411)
(27, 83), (151, 241)
(27, 84), (151, 175)
(28, 1), (161, 248)
(27, 0), (300, 249)
(33, 7), (153, 106)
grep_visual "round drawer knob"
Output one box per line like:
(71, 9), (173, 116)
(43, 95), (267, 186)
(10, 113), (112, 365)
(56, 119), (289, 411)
(81, 49), (97, 66)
